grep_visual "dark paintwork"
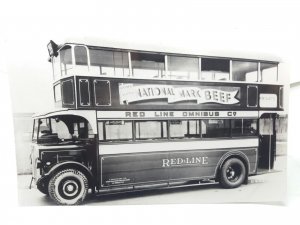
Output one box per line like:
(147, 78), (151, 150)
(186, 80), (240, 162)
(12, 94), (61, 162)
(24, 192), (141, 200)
(99, 147), (257, 188)
(55, 76), (283, 111)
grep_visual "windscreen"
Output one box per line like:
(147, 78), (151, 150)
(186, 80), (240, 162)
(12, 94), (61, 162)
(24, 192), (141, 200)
(34, 116), (94, 144)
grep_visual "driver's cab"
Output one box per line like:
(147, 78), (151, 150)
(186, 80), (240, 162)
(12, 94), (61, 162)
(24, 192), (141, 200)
(32, 115), (95, 145)
(30, 112), (97, 188)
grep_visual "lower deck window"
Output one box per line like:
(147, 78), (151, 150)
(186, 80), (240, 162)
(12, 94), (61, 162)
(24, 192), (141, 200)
(102, 121), (133, 141)
(202, 119), (231, 138)
(231, 119), (243, 136)
(98, 118), (258, 142)
(231, 119), (257, 136)
(243, 119), (257, 135)
(135, 121), (167, 140)
(169, 120), (200, 139)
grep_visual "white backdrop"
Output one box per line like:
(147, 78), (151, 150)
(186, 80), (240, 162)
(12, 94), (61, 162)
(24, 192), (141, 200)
(1, 0), (300, 224)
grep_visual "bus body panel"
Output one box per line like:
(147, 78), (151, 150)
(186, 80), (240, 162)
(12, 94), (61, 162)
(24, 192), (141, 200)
(55, 76), (284, 111)
(99, 139), (258, 187)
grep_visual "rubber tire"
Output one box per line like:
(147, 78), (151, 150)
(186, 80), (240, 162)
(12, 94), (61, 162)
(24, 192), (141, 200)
(48, 169), (88, 205)
(219, 158), (246, 189)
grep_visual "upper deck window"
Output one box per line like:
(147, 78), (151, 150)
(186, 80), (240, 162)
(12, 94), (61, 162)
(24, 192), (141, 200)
(167, 56), (199, 80)
(52, 56), (61, 80)
(60, 45), (73, 75)
(232, 61), (258, 82)
(260, 62), (278, 83)
(74, 46), (88, 65)
(131, 52), (165, 79)
(89, 48), (129, 77)
(201, 58), (230, 81)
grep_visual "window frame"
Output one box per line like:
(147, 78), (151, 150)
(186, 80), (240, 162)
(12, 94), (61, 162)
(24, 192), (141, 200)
(166, 55), (200, 81)
(128, 52), (166, 79)
(97, 118), (258, 142)
(260, 62), (278, 83)
(201, 119), (231, 138)
(100, 120), (134, 141)
(61, 79), (75, 106)
(135, 120), (168, 141)
(74, 45), (89, 66)
(201, 58), (230, 81)
(59, 45), (73, 76)
(169, 120), (201, 139)
(32, 119), (39, 141)
(52, 54), (62, 80)
(231, 60), (259, 82)
(54, 83), (62, 102)
(89, 48), (130, 77)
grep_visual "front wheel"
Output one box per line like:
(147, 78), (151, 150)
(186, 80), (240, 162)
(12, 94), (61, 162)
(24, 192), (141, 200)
(219, 158), (246, 189)
(48, 169), (88, 205)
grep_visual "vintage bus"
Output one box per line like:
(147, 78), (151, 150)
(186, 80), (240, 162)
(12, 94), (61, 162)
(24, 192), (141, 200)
(30, 39), (284, 205)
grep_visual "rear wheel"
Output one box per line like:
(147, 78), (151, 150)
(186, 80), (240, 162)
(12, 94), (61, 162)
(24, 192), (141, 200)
(220, 158), (246, 189)
(48, 169), (88, 205)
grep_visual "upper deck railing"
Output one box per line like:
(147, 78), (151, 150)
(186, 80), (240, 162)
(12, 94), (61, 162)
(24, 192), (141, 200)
(48, 41), (280, 85)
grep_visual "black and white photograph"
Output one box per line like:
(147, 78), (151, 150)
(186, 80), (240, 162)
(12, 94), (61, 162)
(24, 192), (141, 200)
(14, 37), (288, 206)
(1, 0), (300, 224)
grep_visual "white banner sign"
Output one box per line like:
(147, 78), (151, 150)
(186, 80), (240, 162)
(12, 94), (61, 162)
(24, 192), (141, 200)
(119, 84), (239, 105)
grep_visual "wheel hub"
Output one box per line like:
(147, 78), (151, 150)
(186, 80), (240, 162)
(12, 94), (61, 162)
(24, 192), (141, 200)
(66, 184), (74, 192)
(226, 165), (240, 182)
(227, 168), (235, 179)
(62, 180), (79, 197)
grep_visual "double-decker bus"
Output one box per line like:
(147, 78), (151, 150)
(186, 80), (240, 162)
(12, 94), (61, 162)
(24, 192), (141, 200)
(30, 39), (284, 205)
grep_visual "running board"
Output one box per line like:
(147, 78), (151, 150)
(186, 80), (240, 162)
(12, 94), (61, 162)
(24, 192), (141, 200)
(97, 179), (216, 194)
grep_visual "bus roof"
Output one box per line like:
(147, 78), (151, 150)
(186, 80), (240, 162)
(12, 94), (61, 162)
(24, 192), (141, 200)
(59, 37), (281, 63)
(33, 109), (97, 132)
(32, 109), (72, 118)
(32, 109), (94, 119)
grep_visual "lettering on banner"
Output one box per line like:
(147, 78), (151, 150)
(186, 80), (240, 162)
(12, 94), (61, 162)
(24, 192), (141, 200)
(119, 83), (240, 105)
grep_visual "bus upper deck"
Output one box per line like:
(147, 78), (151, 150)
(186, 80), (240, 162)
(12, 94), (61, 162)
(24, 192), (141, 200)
(47, 39), (281, 85)
(47, 40), (283, 112)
